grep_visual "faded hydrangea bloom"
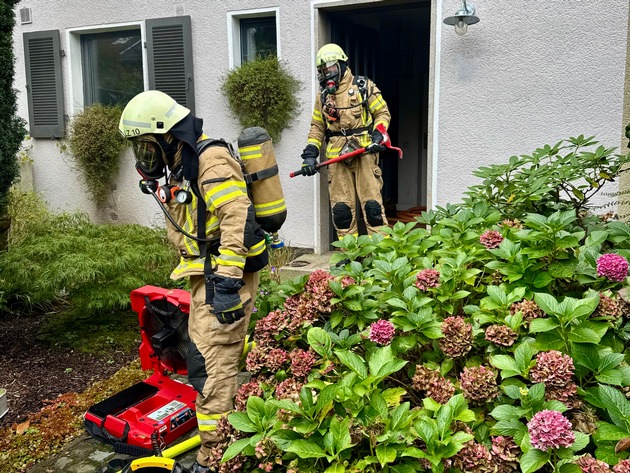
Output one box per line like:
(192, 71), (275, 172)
(411, 365), (455, 404)
(289, 348), (317, 378)
(485, 324), (518, 347)
(460, 365), (499, 403)
(592, 293), (623, 320)
(368, 319), (395, 345)
(415, 268), (440, 291)
(303, 269), (335, 313)
(596, 253), (629, 282)
(500, 219), (523, 230)
(245, 347), (266, 374)
(234, 379), (264, 411)
(546, 382), (581, 408)
(613, 460), (630, 473)
(275, 377), (304, 403)
(284, 294), (318, 332)
(510, 299), (545, 325)
(576, 454), (612, 473)
(452, 441), (495, 473)
(491, 436), (520, 473)
(439, 316), (473, 358)
(266, 348), (290, 372)
(530, 350), (575, 389)
(254, 309), (290, 346)
(569, 408), (599, 435)
(527, 410), (575, 451)
(480, 229), (504, 249)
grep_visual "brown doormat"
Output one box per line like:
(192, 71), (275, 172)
(387, 206), (426, 227)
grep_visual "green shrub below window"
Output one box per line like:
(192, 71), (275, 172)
(222, 56), (300, 142)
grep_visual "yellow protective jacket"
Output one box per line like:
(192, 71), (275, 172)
(165, 142), (267, 281)
(306, 67), (391, 158)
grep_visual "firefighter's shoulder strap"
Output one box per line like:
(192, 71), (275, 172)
(199, 137), (278, 185)
(194, 138), (233, 258)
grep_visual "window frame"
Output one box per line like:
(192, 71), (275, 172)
(239, 16), (277, 64)
(227, 7), (280, 69)
(80, 29), (144, 107)
(66, 22), (146, 114)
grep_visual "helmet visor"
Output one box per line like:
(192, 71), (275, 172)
(131, 138), (166, 179)
(317, 62), (340, 86)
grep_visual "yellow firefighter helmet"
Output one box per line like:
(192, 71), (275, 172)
(315, 43), (348, 68)
(119, 90), (190, 139)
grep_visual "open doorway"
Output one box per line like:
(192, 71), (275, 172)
(317, 1), (431, 244)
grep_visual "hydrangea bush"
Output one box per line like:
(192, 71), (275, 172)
(214, 135), (630, 473)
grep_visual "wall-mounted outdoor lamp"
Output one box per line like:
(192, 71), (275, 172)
(443, 0), (479, 36)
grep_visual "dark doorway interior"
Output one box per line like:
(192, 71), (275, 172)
(325, 1), (431, 242)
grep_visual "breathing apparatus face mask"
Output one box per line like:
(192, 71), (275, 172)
(131, 135), (181, 180)
(318, 61), (344, 93)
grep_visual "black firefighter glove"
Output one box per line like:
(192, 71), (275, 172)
(211, 275), (246, 324)
(301, 144), (319, 176)
(367, 129), (388, 154)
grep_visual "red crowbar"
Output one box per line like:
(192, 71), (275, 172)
(290, 124), (403, 178)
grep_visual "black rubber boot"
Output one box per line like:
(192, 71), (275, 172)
(191, 461), (209, 473)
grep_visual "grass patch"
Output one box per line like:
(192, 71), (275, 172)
(36, 309), (140, 355)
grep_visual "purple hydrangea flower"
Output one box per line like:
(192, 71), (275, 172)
(596, 254), (629, 282)
(527, 410), (575, 451)
(369, 319), (395, 345)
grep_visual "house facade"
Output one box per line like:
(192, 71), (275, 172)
(11, 0), (630, 253)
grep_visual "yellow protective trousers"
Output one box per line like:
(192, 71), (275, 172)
(327, 152), (388, 238)
(186, 271), (259, 465)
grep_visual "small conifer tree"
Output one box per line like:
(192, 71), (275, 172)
(0, 0), (27, 215)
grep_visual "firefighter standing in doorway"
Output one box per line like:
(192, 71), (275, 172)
(300, 43), (391, 238)
(119, 90), (268, 473)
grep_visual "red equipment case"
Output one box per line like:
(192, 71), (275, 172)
(84, 286), (198, 452)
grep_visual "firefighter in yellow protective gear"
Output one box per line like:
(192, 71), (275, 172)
(119, 91), (268, 473)
(301, 43), (391, 238)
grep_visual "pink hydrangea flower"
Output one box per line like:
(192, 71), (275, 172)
(527, 410), (575, 451)
(596, 254), (629, 282)
(415, 268), (440, 291)
(614, 460), (630, 473)
(480, 230), (504, 249)
(369, 319), (395, 345)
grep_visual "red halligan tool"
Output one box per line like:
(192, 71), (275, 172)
(290, 124), (403, 178)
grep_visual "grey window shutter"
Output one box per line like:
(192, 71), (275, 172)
(146, 16), (195, 114)
(23, 30), (65, 138)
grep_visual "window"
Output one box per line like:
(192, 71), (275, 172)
(240, 17), (277, 63)
(81, 30), (143, 106)
(25, 16), (195, 135)
(228, 9), (279, 68)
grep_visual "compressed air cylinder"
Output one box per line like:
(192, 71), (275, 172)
(237, 127), (287, 235)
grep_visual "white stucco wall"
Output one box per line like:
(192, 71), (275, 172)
(12, 0), (317, 248)
(11, 0), (630, 252)
(435, 0), (629, 207)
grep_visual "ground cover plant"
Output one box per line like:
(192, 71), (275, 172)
(0, 190), (179, 471)
(209, 135), (630, 473)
